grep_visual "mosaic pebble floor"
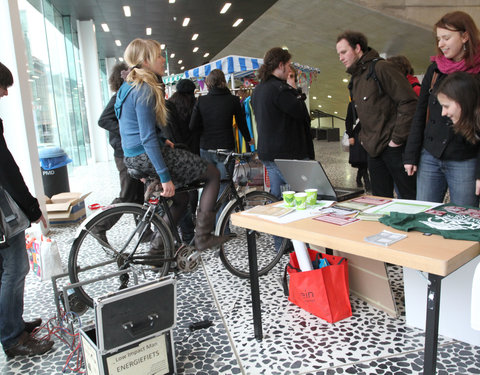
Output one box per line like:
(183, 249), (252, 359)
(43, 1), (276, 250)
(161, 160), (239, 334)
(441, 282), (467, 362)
(1, 140), (479, 374)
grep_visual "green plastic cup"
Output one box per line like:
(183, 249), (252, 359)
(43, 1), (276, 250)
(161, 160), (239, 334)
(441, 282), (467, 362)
(294, 192), (307, 210)
(282, 191), (295, 207)
(305, 188), (318, 206)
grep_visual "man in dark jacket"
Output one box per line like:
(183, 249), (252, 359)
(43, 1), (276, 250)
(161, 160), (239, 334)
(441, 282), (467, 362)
(252, 47), (314, 199)
(336, 31), (417, 199)
(0, 62), (54, 357)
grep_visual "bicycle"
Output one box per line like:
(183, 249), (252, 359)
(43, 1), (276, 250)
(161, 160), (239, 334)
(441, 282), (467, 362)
(68, 150), (287, 307)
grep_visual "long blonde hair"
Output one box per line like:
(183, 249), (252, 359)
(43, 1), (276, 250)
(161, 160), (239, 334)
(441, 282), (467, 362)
(123, 39), (167, 126)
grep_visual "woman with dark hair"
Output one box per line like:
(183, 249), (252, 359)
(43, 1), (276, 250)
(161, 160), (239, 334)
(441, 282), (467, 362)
(436, 72), (480, 146)
(404, 11), (480, 206)
(115, 39), (229, 251)
(189, 69), (253, 221)
(95, 62), (146, 242)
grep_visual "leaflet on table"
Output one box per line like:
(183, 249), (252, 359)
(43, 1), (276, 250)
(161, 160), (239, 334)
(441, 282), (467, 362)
(242, 201), (335, 223)
(335, 197), (392, 211)
(362, 199), (442, 216)
(364, 230), (407, 246)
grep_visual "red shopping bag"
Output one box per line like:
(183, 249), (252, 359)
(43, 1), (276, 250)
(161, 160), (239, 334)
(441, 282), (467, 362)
(283, 249), (352, 323)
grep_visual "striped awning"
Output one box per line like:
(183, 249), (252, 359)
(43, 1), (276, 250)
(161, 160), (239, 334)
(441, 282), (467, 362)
(162, 72), (185, 84)
(184, 55), (263, 79)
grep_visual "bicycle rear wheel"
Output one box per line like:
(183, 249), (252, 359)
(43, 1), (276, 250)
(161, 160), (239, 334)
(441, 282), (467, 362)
(68, 204), (174, 308)
(217, 191), (286, 278)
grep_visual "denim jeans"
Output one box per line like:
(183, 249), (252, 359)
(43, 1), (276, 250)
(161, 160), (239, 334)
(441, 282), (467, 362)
(200, 149), (235, 223)
(261, 160), (288, 200)
(417, 148), (479, 206)
(0, 231), (30, 350)
(367, 145), (416, 199)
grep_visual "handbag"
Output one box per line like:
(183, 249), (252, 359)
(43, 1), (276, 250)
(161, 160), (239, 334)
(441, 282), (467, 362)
(0, 185), (30, 248)
(283, 249), (352, 323)
(25, 231), (64, 281)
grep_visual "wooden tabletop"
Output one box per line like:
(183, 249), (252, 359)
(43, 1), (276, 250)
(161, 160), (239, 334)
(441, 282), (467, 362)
(231, 206), (480, 277)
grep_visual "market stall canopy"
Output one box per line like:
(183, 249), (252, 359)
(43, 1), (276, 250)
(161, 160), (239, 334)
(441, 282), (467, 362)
(184, 55), (263, 80)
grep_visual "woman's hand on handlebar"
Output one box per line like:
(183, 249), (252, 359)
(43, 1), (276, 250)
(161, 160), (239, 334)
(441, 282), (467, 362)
(161, 180), (175, 197)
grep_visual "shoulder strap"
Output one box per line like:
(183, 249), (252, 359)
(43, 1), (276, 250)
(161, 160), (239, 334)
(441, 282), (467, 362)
(426, 71), (440, 124)
(366, 58), (384, 96)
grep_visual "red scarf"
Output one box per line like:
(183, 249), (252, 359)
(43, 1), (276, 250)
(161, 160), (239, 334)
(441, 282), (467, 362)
(431, 47), (480, 74)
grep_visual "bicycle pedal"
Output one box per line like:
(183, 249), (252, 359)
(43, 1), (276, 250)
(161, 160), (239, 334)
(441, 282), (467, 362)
(187, 251), (201, 262)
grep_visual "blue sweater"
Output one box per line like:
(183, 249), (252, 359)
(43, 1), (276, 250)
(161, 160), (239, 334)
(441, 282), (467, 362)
(115, 82), (171, 183)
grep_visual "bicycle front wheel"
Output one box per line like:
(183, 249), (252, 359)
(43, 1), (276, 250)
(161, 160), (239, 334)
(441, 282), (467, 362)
(217, 191), (286, 278)
(68, 204), (174, 308)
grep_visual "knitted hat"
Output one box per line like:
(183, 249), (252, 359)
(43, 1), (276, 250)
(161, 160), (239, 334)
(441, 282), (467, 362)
(176, 79), (196, 94)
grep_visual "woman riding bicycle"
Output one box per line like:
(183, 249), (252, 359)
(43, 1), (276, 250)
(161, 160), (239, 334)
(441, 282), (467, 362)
(115, 38), (229, 251)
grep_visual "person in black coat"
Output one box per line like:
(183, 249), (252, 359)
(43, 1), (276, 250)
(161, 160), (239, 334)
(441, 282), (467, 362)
(95, 62), (146, 242)
(190, 69), (253, 222)
(0, 62), (54, 357)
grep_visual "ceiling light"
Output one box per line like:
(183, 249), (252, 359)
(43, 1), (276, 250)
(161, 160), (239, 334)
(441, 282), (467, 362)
(146, 27), (152, 35)
(170, 53), (175, 58)
(232, 18), (243, 27)
(119, 57), (124, 62)
(318, 104), (322, 108)
(313, 96), (317, 100)
(181, 66), (185, 70)
(220, 3), (231, 14)
(115, 40), (122, 46)
(334, 111), (338, 114)
(101, 23), (110, 32)
(160, 44), (165, 49)
(182, 18), (190, 27)
(192, 33), (198, 40)
(178, 60), (182, 64)
(343, 78), (348, 83)
(169, 0), (175, 3)
(282, 46), (289, 50)
(327, 95), (332, 98)
(193, 47), (199, 53)
(203, 52), (210, 58)
(123, 6), (131, 17)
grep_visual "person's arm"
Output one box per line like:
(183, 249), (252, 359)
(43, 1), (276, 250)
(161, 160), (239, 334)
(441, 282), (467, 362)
(98, 95), (119, 133)
(0, 122), (42, 222)
(188, 100), (203, 132)
(133, 86), (171, 184)
(375, 61), (418, 147)
(275, 85), (308, 120)
(233, 96), (252, 143)
(404, 63), (436, 167)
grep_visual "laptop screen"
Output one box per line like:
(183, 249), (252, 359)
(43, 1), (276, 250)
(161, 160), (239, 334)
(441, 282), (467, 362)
(274, 159), (337, 200)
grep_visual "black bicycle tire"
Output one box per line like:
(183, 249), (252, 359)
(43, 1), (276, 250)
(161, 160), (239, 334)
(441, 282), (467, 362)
(68, 204), (174, 308)
(218, 190), (286, 278)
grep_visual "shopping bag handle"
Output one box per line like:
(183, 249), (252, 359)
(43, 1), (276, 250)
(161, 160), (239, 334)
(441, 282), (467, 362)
(315, 252), (346, 266)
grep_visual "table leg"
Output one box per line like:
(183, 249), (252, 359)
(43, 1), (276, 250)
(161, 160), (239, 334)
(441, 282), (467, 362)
(247, 229), (263, 340)
(423, 273), (443, 375)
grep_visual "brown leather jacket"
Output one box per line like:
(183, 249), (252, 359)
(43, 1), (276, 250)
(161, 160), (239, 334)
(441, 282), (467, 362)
(347, 48), (418, 157)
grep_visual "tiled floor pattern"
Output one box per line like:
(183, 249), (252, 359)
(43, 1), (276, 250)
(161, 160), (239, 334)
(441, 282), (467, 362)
(1, 140), (479, 374)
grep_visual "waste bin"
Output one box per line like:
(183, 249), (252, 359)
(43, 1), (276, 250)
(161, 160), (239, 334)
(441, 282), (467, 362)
(39, 146), (72, 197)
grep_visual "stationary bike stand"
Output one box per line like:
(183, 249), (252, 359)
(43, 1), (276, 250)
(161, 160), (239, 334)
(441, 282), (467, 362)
(51, 265), (139, 335)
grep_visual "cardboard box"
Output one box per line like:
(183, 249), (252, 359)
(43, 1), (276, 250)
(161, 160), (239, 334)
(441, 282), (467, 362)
(46, 192), (90, 225)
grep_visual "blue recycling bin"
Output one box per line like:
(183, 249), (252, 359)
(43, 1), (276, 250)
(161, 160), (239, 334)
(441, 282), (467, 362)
(39, 146), (72, 197)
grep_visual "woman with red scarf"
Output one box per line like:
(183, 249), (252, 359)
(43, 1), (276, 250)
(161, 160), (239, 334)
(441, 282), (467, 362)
(404, 11), (480, 206)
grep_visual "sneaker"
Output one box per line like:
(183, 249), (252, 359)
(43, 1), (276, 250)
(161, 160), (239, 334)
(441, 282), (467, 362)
(4, 332), (53, 358)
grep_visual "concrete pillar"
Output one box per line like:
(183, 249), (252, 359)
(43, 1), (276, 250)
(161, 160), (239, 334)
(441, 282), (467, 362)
(0, 0), (48, 227)
(77, 20), (109, 163)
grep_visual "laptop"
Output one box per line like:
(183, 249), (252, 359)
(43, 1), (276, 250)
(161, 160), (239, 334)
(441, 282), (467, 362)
(274, 159), (364, 202)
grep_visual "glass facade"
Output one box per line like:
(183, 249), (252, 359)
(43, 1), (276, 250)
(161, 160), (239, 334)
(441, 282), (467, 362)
(18, 0), (90, 166)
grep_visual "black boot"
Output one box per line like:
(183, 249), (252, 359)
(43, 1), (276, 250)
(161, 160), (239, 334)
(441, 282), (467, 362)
(195, 210), (230, 251)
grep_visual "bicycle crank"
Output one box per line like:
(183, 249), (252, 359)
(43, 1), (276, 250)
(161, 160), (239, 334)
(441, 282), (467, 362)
(176, 245), (200, 272)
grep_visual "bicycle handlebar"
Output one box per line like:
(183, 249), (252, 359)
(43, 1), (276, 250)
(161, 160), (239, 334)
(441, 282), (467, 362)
(207, 149), (255, 159)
